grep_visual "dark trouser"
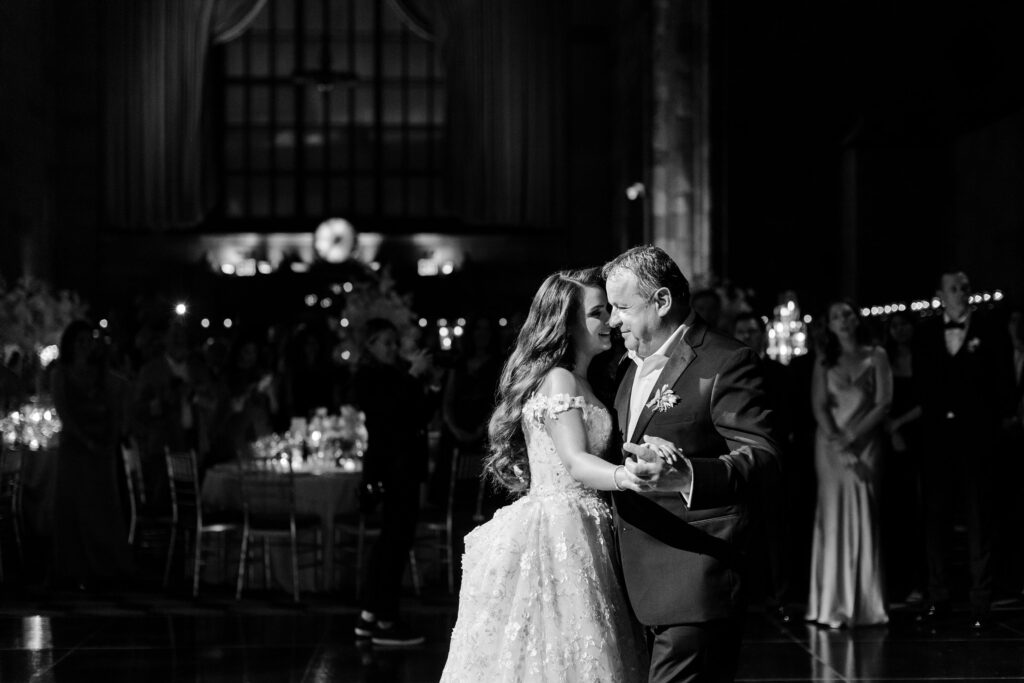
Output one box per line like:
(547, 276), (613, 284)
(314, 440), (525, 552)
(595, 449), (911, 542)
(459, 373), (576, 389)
(361, 480), (420, 621)
(923, 419), (994, 612)
(647, 618), (743, 683)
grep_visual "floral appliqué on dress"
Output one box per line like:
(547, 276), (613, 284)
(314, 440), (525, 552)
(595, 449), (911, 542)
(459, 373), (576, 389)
(440, 393), (647, 683)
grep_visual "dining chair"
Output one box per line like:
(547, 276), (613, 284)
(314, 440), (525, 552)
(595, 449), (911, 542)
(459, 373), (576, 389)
(122, 440), (173, 569)
(0, 446), (24, 581)
(235, 458), (323, 602)
(411, 447), (486, 594)
(165, 448), (240, 596)
(334, 509), (422, 599)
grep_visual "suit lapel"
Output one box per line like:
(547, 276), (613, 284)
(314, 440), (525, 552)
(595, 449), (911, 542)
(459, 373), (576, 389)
(629, 320), (706, 444)
(615, 361), (636, 442)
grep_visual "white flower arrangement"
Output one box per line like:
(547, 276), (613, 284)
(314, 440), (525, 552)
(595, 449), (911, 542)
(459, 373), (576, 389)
(966, 337), (981, 353)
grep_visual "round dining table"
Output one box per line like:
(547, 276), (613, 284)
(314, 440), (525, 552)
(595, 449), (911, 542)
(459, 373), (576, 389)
(200, 463), (361, 593)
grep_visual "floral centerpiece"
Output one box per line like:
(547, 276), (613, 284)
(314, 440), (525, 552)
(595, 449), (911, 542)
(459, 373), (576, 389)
(0, 275), (89, 393)
(250, 405), (368, 473)
(1, 399), (62, 451)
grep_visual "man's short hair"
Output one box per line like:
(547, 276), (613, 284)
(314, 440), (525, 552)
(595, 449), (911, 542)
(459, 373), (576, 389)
(602, 245), (690, 308)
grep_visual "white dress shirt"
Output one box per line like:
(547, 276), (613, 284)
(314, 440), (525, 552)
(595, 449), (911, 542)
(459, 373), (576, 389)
(943, 311), (969, 356)
(627, 311), (695, 504)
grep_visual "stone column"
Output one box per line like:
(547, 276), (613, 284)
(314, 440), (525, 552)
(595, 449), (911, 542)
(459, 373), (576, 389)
(649, 0), (711, 284)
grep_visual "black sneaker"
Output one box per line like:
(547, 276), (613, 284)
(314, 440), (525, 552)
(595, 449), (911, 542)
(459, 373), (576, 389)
(371, 620), (425, 647)
(354, 615), (376, 639)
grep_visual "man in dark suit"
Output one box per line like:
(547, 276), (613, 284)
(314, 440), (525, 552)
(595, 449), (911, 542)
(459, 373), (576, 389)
(914, 270), (1015, 628)
(603, 246), (780, 682)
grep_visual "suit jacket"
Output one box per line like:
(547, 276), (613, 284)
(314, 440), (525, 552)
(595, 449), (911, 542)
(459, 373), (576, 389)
(913, 311), (1015, 437)
(612, 315), (780, 625)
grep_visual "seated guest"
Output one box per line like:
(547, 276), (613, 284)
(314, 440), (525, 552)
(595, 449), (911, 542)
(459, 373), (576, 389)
(283, 326), (339, 419)
(51, 320), (133, 589)
(216, 334), (276, 461)
(131, 323), (195, 512)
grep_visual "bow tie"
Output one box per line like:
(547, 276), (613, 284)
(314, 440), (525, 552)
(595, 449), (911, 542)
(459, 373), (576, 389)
(943, 321), (966, 331)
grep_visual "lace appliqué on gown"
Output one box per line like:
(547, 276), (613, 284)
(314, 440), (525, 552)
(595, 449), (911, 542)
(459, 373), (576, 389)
(440, 393), (646, 683)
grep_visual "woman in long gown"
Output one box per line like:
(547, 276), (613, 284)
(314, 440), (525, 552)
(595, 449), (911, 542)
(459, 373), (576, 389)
(441, 268), (649, 683)
(51, 320), (133, 589)
(806, 301), (892, 628)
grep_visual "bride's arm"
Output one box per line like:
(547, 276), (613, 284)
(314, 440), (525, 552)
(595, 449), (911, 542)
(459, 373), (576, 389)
(539, 368), (647, 493)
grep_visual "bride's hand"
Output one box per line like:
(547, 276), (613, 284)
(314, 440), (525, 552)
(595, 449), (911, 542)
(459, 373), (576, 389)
(613, 463), (652, 493)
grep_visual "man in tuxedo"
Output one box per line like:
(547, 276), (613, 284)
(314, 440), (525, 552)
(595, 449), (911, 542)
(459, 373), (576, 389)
(914, 270), (1015, 628)
(603, 246), (780, 682)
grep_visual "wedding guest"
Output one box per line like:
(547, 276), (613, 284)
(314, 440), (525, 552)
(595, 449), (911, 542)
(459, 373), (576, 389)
(806, 300), (892, 628)
(51, 320), (133, 589)
(691, 288), (726, 333)
(733, 312), (791, 614)
(996, 307), (1024, 598)
(131, 323), (195, 512)
(914, 271), (1015, 629)
(785, 314), (823, 602)
(881, 311), (925, 604)
(217, 334), (276, 461)
(352, 318), (438, 646)
(187, 349), (227, 473)
(1007, 307), (1024, 589)
(439, 317), (504, 566)
(0, 359), (23, 413)
(282, 326), (339, 419)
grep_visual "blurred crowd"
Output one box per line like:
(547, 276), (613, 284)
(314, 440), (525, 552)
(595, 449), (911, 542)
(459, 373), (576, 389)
(1, 269), (1022, 627)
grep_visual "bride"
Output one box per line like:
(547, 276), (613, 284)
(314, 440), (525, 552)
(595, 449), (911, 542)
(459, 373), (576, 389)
(440, 268), (649, 682)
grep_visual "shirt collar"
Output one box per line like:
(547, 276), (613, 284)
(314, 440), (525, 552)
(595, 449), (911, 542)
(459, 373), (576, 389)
(628, 310), (695, 366)
(943, 309), (970, 325)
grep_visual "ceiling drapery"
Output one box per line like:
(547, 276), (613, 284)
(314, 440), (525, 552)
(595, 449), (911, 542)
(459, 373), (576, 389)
(436, 0), (568, 229)
(103, 0), (266, 230)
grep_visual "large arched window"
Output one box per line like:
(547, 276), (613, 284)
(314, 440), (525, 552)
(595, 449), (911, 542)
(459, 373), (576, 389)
(217, 0), (446, 224)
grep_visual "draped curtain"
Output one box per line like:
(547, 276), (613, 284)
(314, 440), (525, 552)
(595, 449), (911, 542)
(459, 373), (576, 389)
(436, 0), (568, 229)
(104, 0), (567, 230)
(104, 0), (266, 230)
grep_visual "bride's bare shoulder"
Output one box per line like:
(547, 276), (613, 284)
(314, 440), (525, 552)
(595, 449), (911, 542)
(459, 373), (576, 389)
(536, 367), (579, 397)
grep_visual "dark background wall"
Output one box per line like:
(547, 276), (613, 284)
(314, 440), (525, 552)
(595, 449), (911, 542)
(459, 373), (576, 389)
(2, 0), (1022, 320)
(717, 1), (1024, 313)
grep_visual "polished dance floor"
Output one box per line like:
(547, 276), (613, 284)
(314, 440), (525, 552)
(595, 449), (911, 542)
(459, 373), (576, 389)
(2, 588), (1024, 682)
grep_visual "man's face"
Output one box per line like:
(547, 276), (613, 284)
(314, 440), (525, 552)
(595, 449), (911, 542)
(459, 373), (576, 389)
(939, 272), (970, 318)
(734, 318), (765, 353)
(606, 271), (664, 358)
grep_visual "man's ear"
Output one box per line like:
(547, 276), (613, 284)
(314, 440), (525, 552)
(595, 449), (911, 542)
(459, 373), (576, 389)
(653, 287), (673, 317)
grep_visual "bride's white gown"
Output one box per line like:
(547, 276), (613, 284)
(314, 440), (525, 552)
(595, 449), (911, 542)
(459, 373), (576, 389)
(440, 393), (647, 683)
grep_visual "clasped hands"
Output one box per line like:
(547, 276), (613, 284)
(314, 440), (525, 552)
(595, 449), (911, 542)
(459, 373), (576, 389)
(618, 435), (693, 494)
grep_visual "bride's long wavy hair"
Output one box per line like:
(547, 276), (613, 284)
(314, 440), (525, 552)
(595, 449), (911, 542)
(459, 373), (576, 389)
(485, 267), (604, 494)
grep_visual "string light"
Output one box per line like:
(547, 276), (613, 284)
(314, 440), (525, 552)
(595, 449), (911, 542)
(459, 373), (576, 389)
(859, 289), (1004, 318)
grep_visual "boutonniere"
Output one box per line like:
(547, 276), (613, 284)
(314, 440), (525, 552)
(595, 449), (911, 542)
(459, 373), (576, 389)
(966, 337), (981, 353)
(646, 385), (680, 413)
